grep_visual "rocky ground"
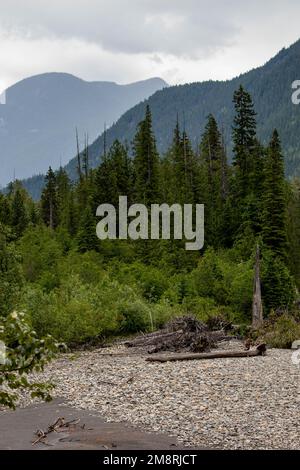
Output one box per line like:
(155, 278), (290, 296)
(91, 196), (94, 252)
(9, 341), (300, 449)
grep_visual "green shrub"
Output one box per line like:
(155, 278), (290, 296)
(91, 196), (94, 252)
(59, 251), (105, 285)
(191, 248), (226, 304)
(0, 225), (24, 315)
(18, 226), (63, 283)
(119, 300), (150, 333)
(0, 311), (60, 409)
(261, 251), (296, 314)
(111, 262), (170, 302)
(259, 313), (300, 348)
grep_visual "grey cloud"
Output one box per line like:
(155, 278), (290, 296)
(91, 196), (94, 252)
(1, 0), (300, 90)
(0, 0), (239, 58)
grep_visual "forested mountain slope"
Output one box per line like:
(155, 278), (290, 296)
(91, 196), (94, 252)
(23, 39), (300, 198)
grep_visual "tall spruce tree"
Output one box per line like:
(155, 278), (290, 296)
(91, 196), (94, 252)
(287, 179), (300, 285)
(262, 130), (288, 259)
(163, 118), (183, 203)
(11, 188), (28, 238)
(107, 140), (133, 206)
(93, 149), (117, 207)
(56, 167), (72, 228)
(76, 205), (98, 253)
(232, 85), (257, 197)
(41, 167), (58, 229)
(199, 114), (228, 246)
(0, 194), (11, 226)
(231, 86), (265, 247)
(133, 105), (160, 205)
(165, 119), (199, 204)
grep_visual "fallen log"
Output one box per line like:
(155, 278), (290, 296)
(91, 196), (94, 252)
(146, 344), (266, 363)
(125, 328), (232, 350)
(124, 330), (184, 348)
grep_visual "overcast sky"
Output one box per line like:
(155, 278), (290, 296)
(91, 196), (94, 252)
(0, 0), (300, 92)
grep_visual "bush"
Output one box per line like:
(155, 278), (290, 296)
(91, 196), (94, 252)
(59, 251), (105, 285)
(111, 262), (170, 302)
(0, 311), (59, 409)
(261, 251), (296, 314)
(259, 313), (300, 348)
(18, 226), (63, 283)
(191, 248), (226, 304)
(23, 275), (121, 344)
(0, 224), (23, 315)
(119, 300), (150, 333)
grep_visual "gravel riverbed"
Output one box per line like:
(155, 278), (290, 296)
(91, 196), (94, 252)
(11, 344), (300, 449)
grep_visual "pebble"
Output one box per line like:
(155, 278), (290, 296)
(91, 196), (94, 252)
(8, 344), (300, 450)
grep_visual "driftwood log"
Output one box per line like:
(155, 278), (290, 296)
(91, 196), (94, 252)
(146, 343), (266, 363)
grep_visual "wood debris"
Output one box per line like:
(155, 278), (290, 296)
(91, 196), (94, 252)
(124, 315), (239, 354)
(32, 416), (84, 446)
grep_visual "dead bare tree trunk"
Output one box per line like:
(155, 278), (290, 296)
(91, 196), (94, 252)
(252, 244), (263, 329)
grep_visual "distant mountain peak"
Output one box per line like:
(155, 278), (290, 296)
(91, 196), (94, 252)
(0, 73), (167, 186)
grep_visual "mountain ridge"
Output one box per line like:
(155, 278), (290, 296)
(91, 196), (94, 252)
(0, 73), (167, 187)
(16, 39), (300, 198)
(61, 39), (300, 178)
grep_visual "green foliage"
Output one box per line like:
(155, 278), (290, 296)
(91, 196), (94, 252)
(262, 130), (288, 259)
(199, 115), (228, 247)
(76, 206), (98, 253)
(93, 140), (133, 208)
(287, 179), (300, 286)
(119, 300), (149, 333)
(18, 226), (63, 286)
(41, 167), (58, 229)
(232, 85), (257, 183)
(0, 225), (23, 316)
(112, 262), (170, 302)
(11, 189), (28, 238)
(0, 311), (60, 409)
(258, 312), (300, 349)
(133, 105), (160, 205)
(0, 86), (299, 353)
(261, 250), (295, 313)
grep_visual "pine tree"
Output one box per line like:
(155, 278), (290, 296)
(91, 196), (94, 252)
(56, 167), (72, 228)
(133, 105), (160, 205)
(41, 167), (58, 229)
(199, 114), (228, 246)
(11, 189), (28, 238)
(262, 130), (288, 259)
(165, 119), (199, 204)
(93, 151), (116, 208)
(231, 87), (265, 246)
(0, 224), (23, 315)
(181, 130), (198, 204)
(76, 205), (97, 253)
(287, 178), (300, 286)
(232, 85), (257, 197)
(28, 200), (39, 226)
(0, 194), (11, 226)
(261, 250), (295, 313)
(108, 140), (133, 205)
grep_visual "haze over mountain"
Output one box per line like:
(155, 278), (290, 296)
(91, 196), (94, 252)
(0, 73), (167, 187)
(20, 39), (300, 199)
